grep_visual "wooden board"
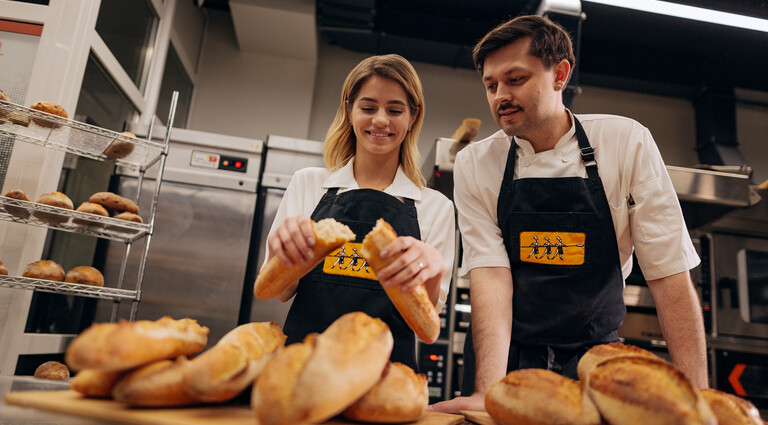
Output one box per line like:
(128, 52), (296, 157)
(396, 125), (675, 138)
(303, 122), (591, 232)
(460, 410), (497, 425)
(5, 391), (465, 425)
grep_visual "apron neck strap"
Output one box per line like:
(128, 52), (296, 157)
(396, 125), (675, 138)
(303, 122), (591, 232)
(574, 117), (599, 180)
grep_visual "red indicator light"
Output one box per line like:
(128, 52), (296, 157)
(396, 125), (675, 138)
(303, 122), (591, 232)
(435, 171), (441, 178)
(209, 156), (216, 162)
(429, 354), (439, 361)
(703, 305), (711, 311)
(235, 161), (242, 168)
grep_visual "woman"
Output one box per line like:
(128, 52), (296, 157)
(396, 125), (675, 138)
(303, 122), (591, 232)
(263, 54), (455, 369)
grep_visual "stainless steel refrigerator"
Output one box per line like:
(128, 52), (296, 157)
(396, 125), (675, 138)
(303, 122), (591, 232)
(96, 128), (264, 346)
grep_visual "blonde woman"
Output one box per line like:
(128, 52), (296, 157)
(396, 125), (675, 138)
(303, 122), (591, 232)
(263, 54), (455, 369)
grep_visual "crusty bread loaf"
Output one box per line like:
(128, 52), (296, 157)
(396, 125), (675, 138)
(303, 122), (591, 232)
(3, 188), (32, 218)
(70, 369), (127, 397)
(88, 192), (139, 214)
(0, 89), (10, 119)
(586, 356), (716, 425)
(252, 312), (394, 425)
(73, 202), (109, 227)
(183, 322), (286, 402)
(342, 362), (428, 423)
(700, 388), (763, 425)
(577, 342), (660, 382)
(0, 260), (7, 275)
(112, 357), (198, 406)
(360, 218), (441, 343)
(65, 266), (105, 287)
(253, 218), (355, 300)
(34, 361), (70, 380)
(30, 101), (68, 128)
(65, 316), (209, 372)
(23, 260), (65, 281)
(104, 131), (137, 159)
(485, 368), (601, 425)
(34, 192), (73, 224)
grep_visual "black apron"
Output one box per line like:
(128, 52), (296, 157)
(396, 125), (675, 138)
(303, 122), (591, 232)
(462, 117), (625, 393)
(283, 187), (421, 370)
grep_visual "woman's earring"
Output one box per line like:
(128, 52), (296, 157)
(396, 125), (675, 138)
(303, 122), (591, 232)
(555, 83), (563, 91)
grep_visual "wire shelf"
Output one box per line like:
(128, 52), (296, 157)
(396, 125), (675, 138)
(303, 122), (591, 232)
(0, 100), (164, 170)
(0, 275), (137, 301)
(0, 196), (149, 242)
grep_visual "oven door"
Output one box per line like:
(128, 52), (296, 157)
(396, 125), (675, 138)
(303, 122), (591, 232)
(714, 234), (768, 340)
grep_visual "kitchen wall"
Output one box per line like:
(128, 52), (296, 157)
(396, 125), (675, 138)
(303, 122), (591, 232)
(187, 8), (767, 184)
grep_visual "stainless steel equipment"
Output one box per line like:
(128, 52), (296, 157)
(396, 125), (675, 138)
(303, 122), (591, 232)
(96, 127), (263, 346)
(243, 135), (325, 327)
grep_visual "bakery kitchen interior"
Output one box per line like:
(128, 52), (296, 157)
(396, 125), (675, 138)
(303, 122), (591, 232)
(1, 0), (768, 422)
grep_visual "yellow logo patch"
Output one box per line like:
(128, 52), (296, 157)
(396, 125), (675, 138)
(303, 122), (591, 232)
(519, 232), (585, 265)
(322, 243), (377, 280)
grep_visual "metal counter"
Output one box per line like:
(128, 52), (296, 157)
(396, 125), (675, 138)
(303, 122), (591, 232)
(0, 376), (121, 424)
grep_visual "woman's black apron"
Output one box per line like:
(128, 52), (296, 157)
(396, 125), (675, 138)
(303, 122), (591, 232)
(283, 188), (421, 370)
(461, 117), (625, 393)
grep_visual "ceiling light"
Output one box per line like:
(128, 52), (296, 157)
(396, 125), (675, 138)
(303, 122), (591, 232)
(582, 0), (768, 33)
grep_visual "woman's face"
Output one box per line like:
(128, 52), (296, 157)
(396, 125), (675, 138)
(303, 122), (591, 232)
(349, 75), (417, 162)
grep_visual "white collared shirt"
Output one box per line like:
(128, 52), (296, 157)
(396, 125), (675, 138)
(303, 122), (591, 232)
(454, 112), (700, 281)
(264, 158), (456, 312)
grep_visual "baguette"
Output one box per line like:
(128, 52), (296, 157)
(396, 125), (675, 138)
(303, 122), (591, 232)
(360, 219), (441, 343)
(182, 321), (286, 402)
(70, 369), (128, 397)
(577, 342), (661, 382)
(341, 362), (428, 423)
(65, 316), (209, 372)
(700, 388), (763, 425)
(111, 357), (198, 406)
(252, 312), (393, 425)
(485, 368), (601, 425)
(586, 356), (716, 425)
(254, 218), (355, 300)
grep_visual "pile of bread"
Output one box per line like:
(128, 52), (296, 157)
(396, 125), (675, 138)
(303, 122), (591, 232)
(63, 312), (429, 424)
(2, 189), (143, 225)
(0, 90), (138, 159)
(484, 343), (765, 425)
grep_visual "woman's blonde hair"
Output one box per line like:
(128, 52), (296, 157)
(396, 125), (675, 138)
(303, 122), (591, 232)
(324, 54), (426, 188)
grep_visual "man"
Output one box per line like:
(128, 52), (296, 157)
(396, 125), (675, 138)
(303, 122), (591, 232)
(431, 15), (707, 413)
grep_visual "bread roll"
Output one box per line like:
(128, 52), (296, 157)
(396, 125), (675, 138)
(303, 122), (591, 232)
(65, 266), (105, 287)
(70, 369), (127, 397)
(586, 356), (716, 425)
(104, 131), (137, 159)
(34, 361), (70, 380)
(485, 368), (601, 425)
(34, 192), (73, 224)
(342, 362), (428, 423)
(253, 218), (355, 300)
(700, 389), (763, 425)
(112, 357), (198, 406)
(113, 211), (143, 223)
(88, 192), (139, 214)
(577, 342), (660, 382)
(0, 89), (10, 119)
(183, 322), (286, 402)
(65, 316), (209, 372)
(3, 188), (32, 218)
(9, 111), (30, 127)
(30, 101), (67, 128)
(73, 202), (109, 227)
(0, 260), (7, 275)
(252, 312), (393, 425)
(360, 219), (441, 343)
(23, 260), (65, 281)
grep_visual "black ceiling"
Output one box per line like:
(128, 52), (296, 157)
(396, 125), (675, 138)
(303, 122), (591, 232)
(204, 0), (768, 97)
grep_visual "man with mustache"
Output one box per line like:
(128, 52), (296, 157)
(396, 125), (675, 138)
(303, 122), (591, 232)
(431, 15), (707, 413)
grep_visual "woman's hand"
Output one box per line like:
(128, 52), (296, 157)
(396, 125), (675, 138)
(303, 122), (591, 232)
(267, 214), (315, 268)
(374, 236), (445, 305)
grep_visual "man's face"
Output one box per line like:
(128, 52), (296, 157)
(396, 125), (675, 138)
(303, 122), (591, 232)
(482, 37), (561, 141)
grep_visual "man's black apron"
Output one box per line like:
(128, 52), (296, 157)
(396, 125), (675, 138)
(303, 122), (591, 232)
(461, 117), (625, 393)
(283, 188), (420, 370)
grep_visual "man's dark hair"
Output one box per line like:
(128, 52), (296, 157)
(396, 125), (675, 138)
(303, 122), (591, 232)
(472, 15), (575, 74)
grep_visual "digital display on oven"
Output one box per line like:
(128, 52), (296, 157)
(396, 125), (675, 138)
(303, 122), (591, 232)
(738, 249), (768, 325)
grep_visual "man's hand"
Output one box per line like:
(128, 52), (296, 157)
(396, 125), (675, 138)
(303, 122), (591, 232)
(428, 393), (485, 414)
